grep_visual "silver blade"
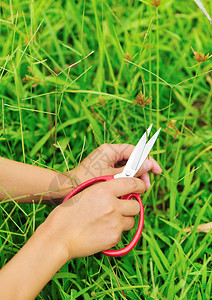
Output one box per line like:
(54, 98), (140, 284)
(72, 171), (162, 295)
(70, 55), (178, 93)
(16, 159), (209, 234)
(134, 128), (161, 173)
(130, 125), (153, 170)
(114, 124), (153, 179)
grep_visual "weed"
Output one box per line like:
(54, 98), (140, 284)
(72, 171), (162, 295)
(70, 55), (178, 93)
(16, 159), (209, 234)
(0, 0), (211, 298)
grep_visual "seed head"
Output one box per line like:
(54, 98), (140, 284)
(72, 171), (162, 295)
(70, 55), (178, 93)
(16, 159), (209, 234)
(97, 96), (107, 107)
(194, 51), (210, 63)
(168, 119), (177, 129)
(124, 53), (132, 61)
(165, 120), (180, 138)
(151, 0), (161, 7)
(134, 91), (152, 107)
(22, 75), (41, 88)
(144, 43), (153, 50)
(27, 66), (34, 75)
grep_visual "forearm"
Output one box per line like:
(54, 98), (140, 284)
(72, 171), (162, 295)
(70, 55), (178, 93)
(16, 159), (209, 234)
(0, 223), (69, 300)
(0, 157), (74, 204)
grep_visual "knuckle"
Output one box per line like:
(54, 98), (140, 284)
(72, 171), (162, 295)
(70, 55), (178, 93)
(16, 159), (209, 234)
(127, 177), (137, 190)
(94, 185), (105, 197)
(131, 200), (140, 215)
(99, 195), (116, 215)
(135, 201), (140, 214)
(99, 143), (109, 151)
(126, 177), (146, 193)
(129, 218), (135, 230)
(104, 202), (115, 215)
(111, 232), (121, 247)
(139, 180), (146, 193)
(111, 218), (120, 231)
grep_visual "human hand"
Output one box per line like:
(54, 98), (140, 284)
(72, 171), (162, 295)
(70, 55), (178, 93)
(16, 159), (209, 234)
(69, 144), (162, 191)
(42, 177), (145, 260)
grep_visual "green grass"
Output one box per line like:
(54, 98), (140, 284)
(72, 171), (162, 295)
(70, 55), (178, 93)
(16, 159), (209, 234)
(0, 0), (212, 299)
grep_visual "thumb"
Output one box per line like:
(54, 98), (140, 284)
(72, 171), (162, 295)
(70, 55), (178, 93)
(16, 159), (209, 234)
(102, 177), (146, 197)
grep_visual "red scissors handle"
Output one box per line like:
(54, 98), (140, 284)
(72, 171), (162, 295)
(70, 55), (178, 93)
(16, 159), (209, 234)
(62, 175), (144, 257)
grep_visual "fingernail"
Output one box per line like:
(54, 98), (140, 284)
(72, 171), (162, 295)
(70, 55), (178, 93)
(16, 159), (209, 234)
(143, 160), (153, 171)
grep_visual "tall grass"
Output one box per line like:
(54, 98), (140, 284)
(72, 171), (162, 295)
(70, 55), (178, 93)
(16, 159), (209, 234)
(0, 0), (212, 299)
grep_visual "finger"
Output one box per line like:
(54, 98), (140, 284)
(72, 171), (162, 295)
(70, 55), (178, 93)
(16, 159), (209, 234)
(106, 145), (162, 176)
(130, 156), (162, 177)
(113, 158), (153, 177)
(101, 144), (135, 166)
(149, 156), (162, 174)
(122, 217), (135, 231)
(119, 199), (140, 216)
(103, 177), (146, 198)
(140, 172), (151, 191)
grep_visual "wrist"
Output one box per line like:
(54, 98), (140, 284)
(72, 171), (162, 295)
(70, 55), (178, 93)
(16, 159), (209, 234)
(46, 171), (75, 205)
(36, 220), (70, 264)
(64, 168), (82, 186)
(0, 221), (70, 300)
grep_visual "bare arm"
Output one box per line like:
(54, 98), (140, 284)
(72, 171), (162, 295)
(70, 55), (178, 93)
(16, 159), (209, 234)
(0, 144), (162, 299)
(0, 223), (69, 300)
(0, 157), (74, 204)
(0, 178), (145, 300)
(0, 144), (162, 204)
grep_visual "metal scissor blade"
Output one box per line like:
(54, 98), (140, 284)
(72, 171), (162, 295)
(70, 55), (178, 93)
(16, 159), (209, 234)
(124, 123), (153, 172)
(114, 124), (153, 179)
(134, 128), (161, 173)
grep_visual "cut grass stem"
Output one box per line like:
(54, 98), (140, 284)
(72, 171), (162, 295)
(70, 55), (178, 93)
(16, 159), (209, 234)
(156, 7), (160, 163)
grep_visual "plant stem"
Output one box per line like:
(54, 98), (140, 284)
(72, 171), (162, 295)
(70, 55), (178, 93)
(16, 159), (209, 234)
(156, 7), (160, 162)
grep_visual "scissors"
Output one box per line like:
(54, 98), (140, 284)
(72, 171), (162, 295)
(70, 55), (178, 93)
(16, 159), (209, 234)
(62, 124), (161, 257)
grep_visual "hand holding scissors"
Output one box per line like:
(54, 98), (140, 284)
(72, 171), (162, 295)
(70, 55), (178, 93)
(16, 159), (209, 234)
(62, 124), (161, 257)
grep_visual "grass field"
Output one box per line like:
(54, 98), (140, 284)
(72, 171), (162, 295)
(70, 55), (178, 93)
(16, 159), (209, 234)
(0, 0), (212, 299)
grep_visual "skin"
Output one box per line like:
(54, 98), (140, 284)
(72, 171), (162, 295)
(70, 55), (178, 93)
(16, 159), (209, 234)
(0, 144), (162, 300)
(72, 143), (161, 191)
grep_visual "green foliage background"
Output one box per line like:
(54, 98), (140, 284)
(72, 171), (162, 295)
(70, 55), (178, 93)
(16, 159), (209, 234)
(0, 0), (212, 299)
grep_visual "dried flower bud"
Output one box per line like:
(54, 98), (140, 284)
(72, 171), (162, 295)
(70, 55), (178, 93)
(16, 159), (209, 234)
(27, 66), (34, 75)
(166, 120), (180, 138)
(168, 119), (177, 129)
(134, 91), (152, 107)
(97, 97), (107, 107)
(144, 43), (153, 50)
(173, 129), (180, 138)
(194, 51), (210, 63)
(22, 75), (41, 84)
(145, 98), (152, 105)
(151, 0), (161, 8)
(124, 53), (132, 61)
